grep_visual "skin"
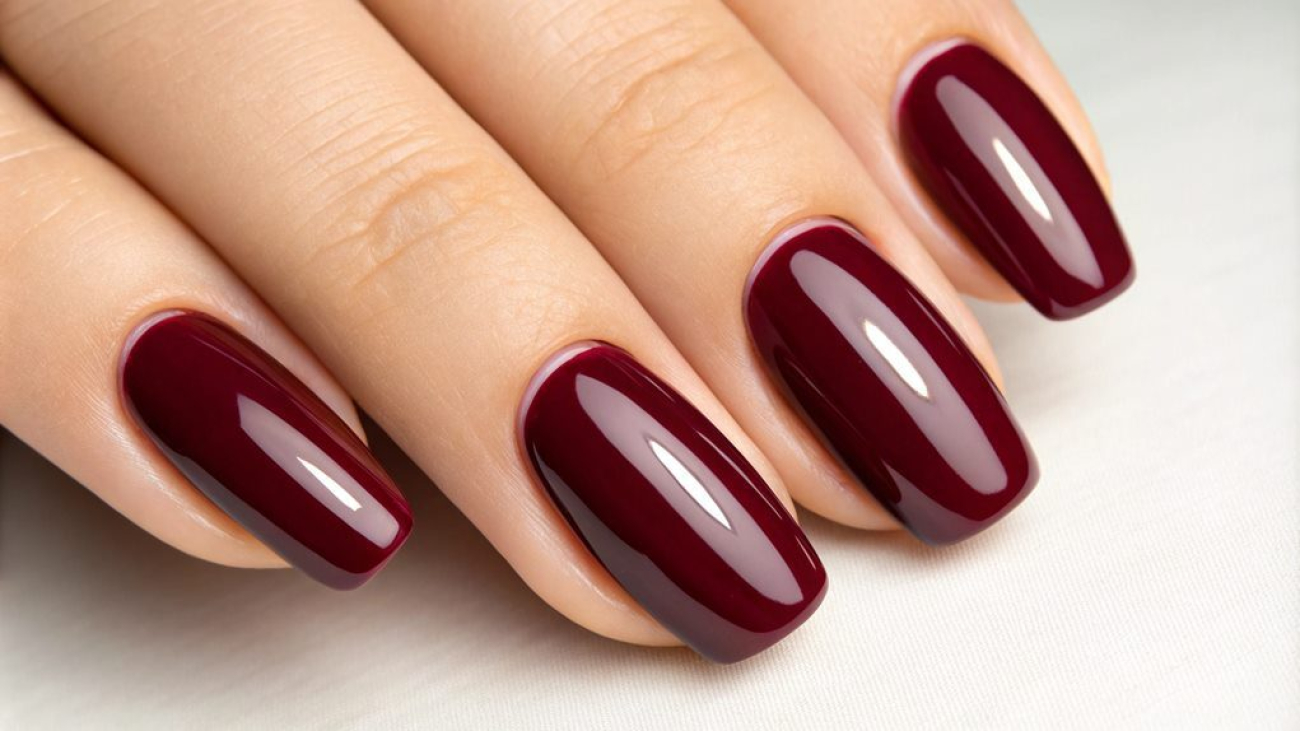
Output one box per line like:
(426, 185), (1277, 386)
(0, 0), (1113, 650)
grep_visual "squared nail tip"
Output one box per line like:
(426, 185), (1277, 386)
(317, 571), (377, 591)
(906, 514), (1007, 547)
(305, 512), (413, 590)
(317, 568), (377, 591)
(241, 498), (414, 591)
(1038, 259), (1138, 320)
(322, 549), (405, 591)
(904, 471), (1039, 547)
(695, 575), (830, 664)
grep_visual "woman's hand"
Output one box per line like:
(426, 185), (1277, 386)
(0, 0), (1132, 662)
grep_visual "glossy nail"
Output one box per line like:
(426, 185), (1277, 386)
(121, 311), (411, 589)
(897, 41), (1134, 319)
(521, 343), (826, 663)
(746, 219), (1038, 544)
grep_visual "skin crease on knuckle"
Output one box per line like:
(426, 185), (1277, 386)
(537, 2), (783, 181)
(301, 141), (529, 306)
(293, 145), (588, 426)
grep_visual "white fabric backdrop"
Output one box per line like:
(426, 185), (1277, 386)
(3, 0), (1297, 727)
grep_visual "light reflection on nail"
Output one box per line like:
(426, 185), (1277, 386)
(298, 457), (362, 511)
(863, 320), (930, 400)
(649, 438), (732, 529)
(992, 138), (1052, 222)
(238, 394), (400, 547)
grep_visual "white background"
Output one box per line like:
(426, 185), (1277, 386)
(3, 0), (1297, 727)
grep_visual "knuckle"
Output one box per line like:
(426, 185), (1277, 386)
(549, 3), (779, 175)
(0, 129), (97, 271)
(290, 122), (532, 312)
(0, 0), (166, 76)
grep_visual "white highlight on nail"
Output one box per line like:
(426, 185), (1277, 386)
(993, 138), (1053, 222)
(298, 457), (362, 511)
(649, 438), (732, 529)
(237, 395), (400, 547)
(863, 321), (930, 400)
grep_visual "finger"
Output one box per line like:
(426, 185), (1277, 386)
(726, 0), (1136, 317)
(361, 0), (1035, 541)
(0, 1), (826, 661)
(0, 72), (410, 588)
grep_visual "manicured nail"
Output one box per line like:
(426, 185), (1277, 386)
(121, 311), (411, 589)
(521, 343), (826, 663)
(745, 219), (1038, 544)
(897, 41), (1134, 319)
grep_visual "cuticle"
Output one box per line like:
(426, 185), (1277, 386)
(117, 308), (197, 398)
(515, 339), (614, 458)
(890, 36), (978, 140)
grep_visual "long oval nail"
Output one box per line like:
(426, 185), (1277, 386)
(521, 343), (826, 663)
(897, 41), (1135, 319)
(121, 311), (411, 589)
(745, 219), (1038, 544)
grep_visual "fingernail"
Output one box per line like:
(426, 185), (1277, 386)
(897, 41), (1134, 319)
(121, 311), (411, 589)
(745, 219), (1038, 544)
(521, 343), (826, 663)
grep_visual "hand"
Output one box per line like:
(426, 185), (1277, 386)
(0, 0), (1132, 662)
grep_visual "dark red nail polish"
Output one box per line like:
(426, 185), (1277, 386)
(897, 41), (1134, 319)
(521, 343), (826, 663)
(745, 219), (1038, 545)
(121, 311), (411, 589)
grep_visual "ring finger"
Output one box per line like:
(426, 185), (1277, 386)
(365, 0), (1038, 542)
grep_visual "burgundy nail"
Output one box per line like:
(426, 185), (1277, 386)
(745, 219), (1038, 544)
(897, 41), (1134, 319)
(121, 311), (411, 589)
(521, 343), (826, 663)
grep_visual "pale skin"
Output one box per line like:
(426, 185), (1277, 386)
(0, 0), (1112, 648)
